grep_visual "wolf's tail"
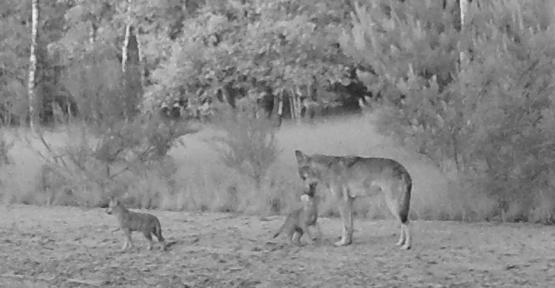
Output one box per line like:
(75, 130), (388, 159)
(154, 219), (165, 242)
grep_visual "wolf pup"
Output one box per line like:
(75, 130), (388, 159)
(106, 198), (166, 251)
(273, 192), (320, 245)
(295, 150), (412, 250)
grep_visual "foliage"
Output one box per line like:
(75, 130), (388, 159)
(0, 130), (13, 167)
(62, 51), (125, 127)
(214, 110), (280, 190)
(0, 0), (31, 125)
(343, 0), (555, 222)
(145, 0), (352, 111)
(2, 0), (357, 123)
(35, 111), (193, 207)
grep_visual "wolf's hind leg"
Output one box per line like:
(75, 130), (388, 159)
(396, 226), (406, 247)
(382, 187), (407, 246)
(400, 223), (411, 250)
(143, 231), (154, 250)
(384, 186), (410, 249)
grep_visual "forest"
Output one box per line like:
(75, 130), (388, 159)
(1, 0), (555, 224)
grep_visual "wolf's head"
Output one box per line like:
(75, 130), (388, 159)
(295, 150), (322, 196)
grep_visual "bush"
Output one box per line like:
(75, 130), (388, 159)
(213, 109), (280, 190)
(34, 114), (193, 208)
(342, 0), (555, 222)
(62, 47), (141, 126)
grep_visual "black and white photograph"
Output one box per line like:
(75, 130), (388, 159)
(1, 0), (555, 287)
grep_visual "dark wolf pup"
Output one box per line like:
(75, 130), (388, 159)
(295, 150), (412, 249)
(106, 198), (167, 251)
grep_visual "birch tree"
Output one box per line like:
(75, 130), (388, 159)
(459, 0), (470, 66)
(28, 0), (39, 130)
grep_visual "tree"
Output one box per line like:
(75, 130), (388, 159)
(343, 0), (555, 222)
(0, 1), (30, 125)
(145, 0), (353, 122)
(28, 0), (39, 130)
(121, 0), (142, 120)
(459, 0), (470, 66)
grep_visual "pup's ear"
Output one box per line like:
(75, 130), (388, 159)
(295, 150), (308, 165)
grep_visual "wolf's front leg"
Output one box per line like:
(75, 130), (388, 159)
(335, 196), (354, 246)
(302, 225), (314, 245)
(122, 229), (133, 251)
(313, 223), (324, 242)
(290, 231), (303, 246)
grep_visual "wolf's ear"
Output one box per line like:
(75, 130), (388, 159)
(295, 150), (308, 164)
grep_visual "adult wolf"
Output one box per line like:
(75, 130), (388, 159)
(294, 150), (412, 250)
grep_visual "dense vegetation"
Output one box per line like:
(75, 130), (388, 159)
(1, 0), (554, 223)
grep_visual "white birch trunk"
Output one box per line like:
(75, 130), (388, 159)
(122, 0), (133, 73)
(89, 21), (97, 45)
(122, 29), (131, 73)
(28, 0), (39, 131)
(459, 0), (469, 66)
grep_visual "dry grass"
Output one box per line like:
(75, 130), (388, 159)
(0, 113), (497, 221)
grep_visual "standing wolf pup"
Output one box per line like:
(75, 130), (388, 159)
(273, 192), (320, 245)
(106, 198), (167, 251)
(294, 150), (412, 250)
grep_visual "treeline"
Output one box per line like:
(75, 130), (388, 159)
(0, 0), (369, 127)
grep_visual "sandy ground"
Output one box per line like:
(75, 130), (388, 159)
(0, 205), (554, 288)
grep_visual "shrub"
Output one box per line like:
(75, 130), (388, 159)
(213, 109), (280, 190)
(62, 48), (138, 125)
(34, 114), (193, 208)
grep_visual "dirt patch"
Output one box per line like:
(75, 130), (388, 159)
(0, 205), (554, 287)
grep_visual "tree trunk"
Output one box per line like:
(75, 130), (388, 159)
(459, 0), (469, 66)
(121, 0), (134, 73)
(276, 93), (283, 126)
(89, 21), (97, 45)
(121, 0), (142, 120)
(456, 0), (470, 175)
(271, 93), (283, 127)
(28, 0), (40, 131)
(289, 88), (302, 122)
(289, 92), (296, 121)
